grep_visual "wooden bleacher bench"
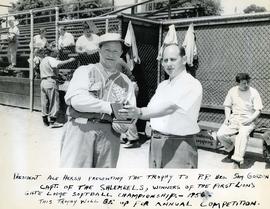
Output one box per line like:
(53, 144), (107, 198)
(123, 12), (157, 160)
(68, 53), (79, 58)
(198, 121), (221, 132)
(197, 120), (265, 158)
(12, 67), (29, 72)
(195, 121), (222, 149)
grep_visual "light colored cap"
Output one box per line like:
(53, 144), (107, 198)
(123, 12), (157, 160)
(99, 33), (123, 46)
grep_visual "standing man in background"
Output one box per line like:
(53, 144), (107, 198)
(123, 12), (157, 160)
(7, 18), (19, 70)
(40, 48), (75, 128)
(119, 44), (203, 168)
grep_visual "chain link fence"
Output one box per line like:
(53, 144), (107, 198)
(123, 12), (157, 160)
(1, 8), (270, 128)
(162, 15), (270, 127)
(56, 16), (121, 74)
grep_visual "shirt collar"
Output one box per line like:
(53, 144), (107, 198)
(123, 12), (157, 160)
(168, 69), (187, 85)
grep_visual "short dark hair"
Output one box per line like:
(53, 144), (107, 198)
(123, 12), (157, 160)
(83, 22), (90, 30)
(179, 46), (186, 57)
(59, 25), (66, 30)
(235, 73), (251, 83)
(39, 28), (46, 33)
(163, 44), (186, 57)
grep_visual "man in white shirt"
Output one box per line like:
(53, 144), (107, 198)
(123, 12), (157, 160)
(7, 19), (20, 68)
(119, 44), (203, 168)
(40, 48), (75, 128)
(32, 28), (48, 50)
(29, 28), (48, 77)
(58, 26), (76, 68)
(76, 22), (99, 65)
(58, 26), (75, 50)
(217, 73), (263, 168)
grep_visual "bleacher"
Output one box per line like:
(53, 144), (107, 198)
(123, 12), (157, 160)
(0, 17), (121, 69)
(0, 22), (55, 61)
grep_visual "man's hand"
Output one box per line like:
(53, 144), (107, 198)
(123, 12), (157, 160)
(68, 57), (76, 62)
(224, 117), (231, 126)
(118, 105), (140, 119)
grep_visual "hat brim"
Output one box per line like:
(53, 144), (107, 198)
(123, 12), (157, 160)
(99, 39), (124, 47)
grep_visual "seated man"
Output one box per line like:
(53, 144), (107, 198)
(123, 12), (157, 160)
(76, 21), (99, 65)
(58, 25), (75, 52)
(217, 73), (263, 168)
(58, 26), (77, 69)
(29, 28), (48, 78)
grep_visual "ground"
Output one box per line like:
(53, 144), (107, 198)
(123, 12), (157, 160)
(0, 105), (268, 170)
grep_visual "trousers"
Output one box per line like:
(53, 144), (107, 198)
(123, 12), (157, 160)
(60, 119), (120, 168)
(40, 78), (59, 120)
(217, 115), (255, 163)
(149, 131), (198, 168)
(8, 42), (17, 65)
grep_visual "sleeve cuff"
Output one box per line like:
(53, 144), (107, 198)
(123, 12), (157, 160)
(103, 102), (112, 115)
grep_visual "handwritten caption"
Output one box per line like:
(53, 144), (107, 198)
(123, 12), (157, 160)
(13, 172), (269, 208)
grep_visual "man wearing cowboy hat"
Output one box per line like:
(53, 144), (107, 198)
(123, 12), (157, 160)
(60, 33), (136, 168)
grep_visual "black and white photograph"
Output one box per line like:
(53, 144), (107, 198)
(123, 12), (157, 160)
(1, 0), (270, 208)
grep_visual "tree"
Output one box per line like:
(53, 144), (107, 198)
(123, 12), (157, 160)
(152, 0), (222, 17)
(11, 0), (62, 11)
(244, 4), (267, 14)
(182, 0), (222, 16)
(11, 0), (108, 12)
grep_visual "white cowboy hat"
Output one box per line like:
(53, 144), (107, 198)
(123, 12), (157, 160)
(99, 33), (123, 46)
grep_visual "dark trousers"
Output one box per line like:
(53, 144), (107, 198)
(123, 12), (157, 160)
(149, 131), (198, 168)
(40, 78), (59, 121)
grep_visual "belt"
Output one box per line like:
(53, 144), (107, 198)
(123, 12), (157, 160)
(152, 130), (193, 139)
(41, 76), (57, 80)
(67, 106), (112, 123)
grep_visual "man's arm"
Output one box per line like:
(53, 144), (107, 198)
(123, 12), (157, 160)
(70, 94), (112, 115)
(56, 57), (75, 68)
(242, 110), (261, 126)
(119, 102), (179, 121)
(65, 67), (112, 115)
(138, 104), (178, 120)
(224, 106), (232, 125)
(75, 38), (84, 53)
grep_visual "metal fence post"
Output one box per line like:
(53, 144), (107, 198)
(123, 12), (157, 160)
(55, 7), (59, 49)
(157, 23), (162, 84)
(105, 18), (109, 33)
(29, 10), (34, 111)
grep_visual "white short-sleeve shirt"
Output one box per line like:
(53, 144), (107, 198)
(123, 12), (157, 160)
(58, 32), (75, 49)
(148, 70), (203, 136)
(9, 26), (20, 36)
(32, 34), (47, 49)
(76, 34), (99, 54)
(40, 57), (61, 78)
(223, 86), (263, 116)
